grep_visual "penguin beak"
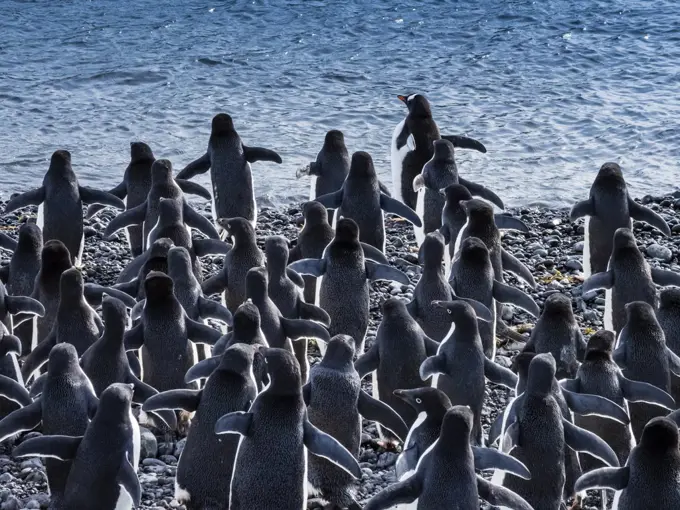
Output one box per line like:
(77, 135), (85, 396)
(397, 95), (408, 104)
(431, 300), (448, 310)
(459, 200), (471, 212)
(438, 188), (447, 198)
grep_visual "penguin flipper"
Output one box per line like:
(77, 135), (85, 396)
(118, 453), (142, 508)
(83, 284), (137, 308)
(472, 446), (531, 479)
(618, 374), (676, 409)
(358, 390), (409, 441)
(0, 233), (18, 252)
(562, 389), (630, 424)
(0, 374), (31, 407)
(487, 411), (505, 446)
(177, 153), (211, 179)
(111, 280), (140, 299)
(286, 268), (305, 288)
(378, 180), (392, 197)
(104, 202), (147, 239)
(666, 347), (680, 377)
(412, 174), (425, 193)
(129, 300), (144, 321)
(500, 249), (536, 288)
(361, 242), (388, 263)
(650, 268), (680, 287)
(185, 317), (222, 345)
(130, 376), (177, 430)
(315, 189), (343, 209)
(493, 214), (529, 232)
(201, 272), (228, 296)
(86, 181), (127, 218)
(420, 355), (446, 381)
(570, 198), (594, 221)
(124, 323), (145, 351)
(574, 466), (629, 492)
(423, 335), (439, 357)
(296, 301), (331, 328)
(559, 378), (581, 393)
(175, 179), (212, 200)
(0, 266), (8, 285)
(21, 332), (56, 382)
(143, 389), (202, 413)
(445, 296), (493, 322)
(242, 145), (283, 164)
(281, 317), (330, 343)
(460, 178), (505, 210)
(13, 434), (82, 461)
(492, 280), (540, 317)
(197, 296), (233, 326)
(29, 374), (46, 398)
(628, 197), (671, 236)
(0, 400), (42, 443)
(354, 343), (379, 379)
(380, 194), (422, 227)
(395, 443), (419, 480)
(363, 475), (421, 510)
(562, 418), (619, 467)
(5, 296), (45, 318)
(4, 187), (45, 213)
(214, 411), (253, 436)
(483, 358), (518, 389)
(185, 355), (220, 384)
(78, 186), (125, 210)
(117, 252), (149, 284)
(183, 203), (220, 240)
(303, 419), (362, 478)
(442, 135), (487, 154)
(193, 238), (232, 257)
(288, 259), (326, 278)
(365, 260), (409, 285)
(477, 477), (533, 510)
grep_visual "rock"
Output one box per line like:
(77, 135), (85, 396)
(139, 427), (158, 459)
(646, 243), (673, 262)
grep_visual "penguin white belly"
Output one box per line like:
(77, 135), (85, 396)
(414, 190), (425, 247)
(308, 176), (317, 201)
(583, 216), (591, 277)
(75, 232), (85, 267)
(37, 203), (44, 230)
(604, 288), (613, 331)
(611, 490), (621, 509)
(452, 219), (469, 265)
(396, 411), (426, 479)
(174, 480), (191, 504)
(390, 119), (409, 203)
(146, 215), (161, 251)
(314, 273), (327, 357)
(249, 162), (258, 227)
(114, 486), (133, 510)
(490, 304), (498, 360)
(31, 316), (38, 351)
(372, 370), (385, 438)
(301, 449), (308, 510)
(130, 408), (141, 468)
(10, 353), (23, 387)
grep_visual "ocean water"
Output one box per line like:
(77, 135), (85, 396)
(1, 0), (679, 208)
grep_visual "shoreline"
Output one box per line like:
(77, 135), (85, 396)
(0, 193), (679, 509)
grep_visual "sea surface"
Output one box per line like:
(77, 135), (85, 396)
(1, 0), (679, 208)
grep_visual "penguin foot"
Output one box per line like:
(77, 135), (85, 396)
(377, 439), (400, 451)
(569, 494), (583, 510)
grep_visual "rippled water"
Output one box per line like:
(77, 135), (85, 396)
(1, 0), (679, 208)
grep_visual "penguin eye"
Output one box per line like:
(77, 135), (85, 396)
(416, 398), (422, 404)
(447, 309), (452, 315)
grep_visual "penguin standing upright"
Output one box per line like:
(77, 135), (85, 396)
(3, 150), (125, 265)
(0, 331), (25, 419)
(657, 287), (680, 406)
(297, 130), (350, 206)
(390, 94), (487, 210)
(177, 113), (282, 229)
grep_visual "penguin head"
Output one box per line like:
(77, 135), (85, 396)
(419, 232), (445, 267)
(233, 301), (262, 337)
(640, 417), (679, 452)
(440, 406), (474, 444)
(217, 217), (255, 244)
(660, 287), (680, 310)
(624, 301), (659, 330)
(59, 267), (84, 300)
(526, 353), (556, 397)
(441, 183), (472, 204)
(264, 235), (289, 269)
(167, 246), (193, 277)
(101, 295), (128, 338)
(218, 343), (258, 377)
(149, 237), (175, 259)
(144, 271), (174, 301)
(323, 130), (346, 151)
(612, 227), (637, 251)
(99, 382), (135, 418)
(302, 201), (329, 225)
(211, 113), (236, 136)
(49, 150), (72, 174)
(459, 237), (489, 261)
(583, 330), (615, 362)
(543, 293), (573, 318)
(348, 151), (377, 180)
(382, 297), (409, 319)
(0, 332), (21, 358)
(433, 298), (492, 323)
(17, 222), (43, 254)
(397, 94), (432, 118)
(394, 387), (452, 416)
(245, 267), (268, 302)
(432, 140), (455, 162)
(158, 197), (183, 224)
(151, 159), (173, 184)
(511, 351), (535, 393)
(320, 334), (355, 368)
(594, 162), (626, 189)
(130, 142), (154, 163)
(459, 198), (494, 224)
(260, 347), (302, 396)
(334, 218), (360, 244)
(41, 240), (72, 277)
(47, 343), (79, 375)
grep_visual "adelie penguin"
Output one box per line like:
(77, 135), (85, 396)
(0, 280), (45, 339)
(0, 343), (97, 503)
(657, 287), (680, 406)
(0, 331), (25, 420)
(581, 227), (680, 335)
(571, 162), (671, 277)
(391, 93), (487, 211)
(363, 406), (533, 510)
(14, 382), (142, 510)
(412, 139), (503, 246)
(143, 343), (260, 510)
(289, 218), (410, 354)
(304, 335), (408, 510)
(315, 151), (422, 252)
(177, 113), (282, 230)
(214, 348), (361, 510)
(3, 150), (126, 265)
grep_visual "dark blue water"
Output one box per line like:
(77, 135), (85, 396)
(2, 0), (679, 208)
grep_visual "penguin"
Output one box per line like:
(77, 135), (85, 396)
(363, 406), (533, 510)
(201, 217), (265, 313)
(561, 330), (675, 472)
(576, 416), (680, 510)
(412, 139), (503, 246)
(297, 129), (350, 206)
(245, 266), (330, 380)
(390, 93), (487, 210)
(449, 236), (540, 359)
(289, 218), (410, 354)
(439, 183), (473, 263)
(177, 113), (282, 229)
(124, 271), (221, 392)
(80, 296), (176, 430)
(582, 227), (680, 335)
(393, 387), (451, 481)
(104, 158), (218, 258)
(0, 343), (97, 502)
(14, 382), (142, 510)
(112, 237), (175, 301)
(495, 354), (620, 510)
(614, 301), (680, 441)
(657, 286), (680, 406)
(571, 162), (671, 277)
(0, 280), (45, 337)
(522, 292), (586, 379)
(304, 335), (408, 509)
(3, 150), (125, 265)
(315, 151), (422, 252)
(0, 222), (42, 354)
(214, 347), (361, 510)
(419, 300), (515, 445)
(142, 343), (260, 510)
(355, 298), (439, 430)
(0, 331), (25, 419)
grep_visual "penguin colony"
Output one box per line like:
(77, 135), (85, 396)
(0, 95), (679, 510)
